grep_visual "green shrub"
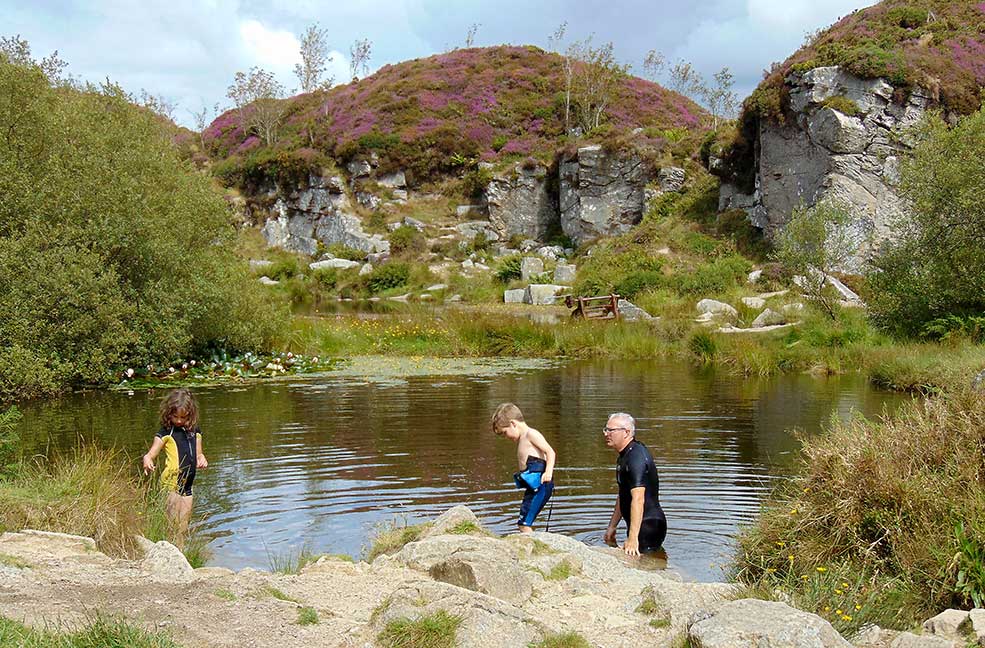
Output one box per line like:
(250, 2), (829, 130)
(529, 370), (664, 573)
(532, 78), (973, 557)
(820, 96), (861, 117)
(389, 225), (426, 256)
(615, 271), (665, 299)
(0, 48), (283, 400)
(530, 631), (591, 648)
(366, 519), (431, 562)
(312, 267), (339, 290)
(885, 6), (928, 29)
(297, 607), (319, 626)
(461, 165), (493, 200)
(494, 255), (523, 282)
(367, 263), (411, 294)
(266, 257), (303, 280)
(326, 244), (366, 261)
(670, 255), (751, 295)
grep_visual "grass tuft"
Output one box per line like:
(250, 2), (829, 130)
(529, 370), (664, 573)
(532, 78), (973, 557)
(545, 559), (578, 581)
(265, 586), (300, 603)
(0, 614), (182, 647)
(366, 520), (432, 562)
(266, 545), (323, 575)
(0, 553), (30, 569)
(377, 610), (461, 648)
(530, 631), (591, 648)
(296, 607), (319, 626)
(214, 588), (236, 601)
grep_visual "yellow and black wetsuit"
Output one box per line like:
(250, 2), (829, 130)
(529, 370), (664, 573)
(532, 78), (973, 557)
(157, 425), (200, 496)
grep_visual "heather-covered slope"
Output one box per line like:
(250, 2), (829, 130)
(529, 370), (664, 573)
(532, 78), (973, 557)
(204, 45), (709, 186)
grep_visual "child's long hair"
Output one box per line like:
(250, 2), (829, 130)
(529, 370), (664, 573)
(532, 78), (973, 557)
(159, 388), (200, 429)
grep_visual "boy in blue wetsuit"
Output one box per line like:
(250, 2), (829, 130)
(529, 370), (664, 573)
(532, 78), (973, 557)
(492, 403), (556, 533)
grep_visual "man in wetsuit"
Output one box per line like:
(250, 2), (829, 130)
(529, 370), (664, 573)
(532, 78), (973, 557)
(602, 412), (667, 557)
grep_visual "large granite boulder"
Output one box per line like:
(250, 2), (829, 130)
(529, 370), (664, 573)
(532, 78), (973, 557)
(559, 145), (647, 245)
(524, 284), (567, 306)
(485, 162), (558, 240)
(688, 599), (852, 648)
(719, 66), (931, 271)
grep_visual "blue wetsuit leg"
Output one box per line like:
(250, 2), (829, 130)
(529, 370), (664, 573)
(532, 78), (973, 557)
(518, 481), (554, 527)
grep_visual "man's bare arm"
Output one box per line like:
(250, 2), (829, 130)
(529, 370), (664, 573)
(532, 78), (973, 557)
(624, 487), (645, 557)
(604, 495), (620, 546)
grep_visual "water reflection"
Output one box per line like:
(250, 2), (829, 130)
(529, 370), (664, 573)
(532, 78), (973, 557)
(17, 359), (905, 581)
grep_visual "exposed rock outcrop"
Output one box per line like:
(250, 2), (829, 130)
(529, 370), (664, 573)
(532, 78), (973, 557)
(259, 174), (389, 256)
(560, 145), (647, 245)
(486, 162), (557, 240)
(720, 66), (932, 270)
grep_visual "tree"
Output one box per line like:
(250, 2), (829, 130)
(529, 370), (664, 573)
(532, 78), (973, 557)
(771, 201), (855, 319)
(192, 102), (220, 147)
(568, 38), (628, 134)
(464, 23), (480, 48)
(139, 89), (176, 121)
(642, 49), (666, 80)
(705, 67), (738, 128)
(1, 34), (68, 84)
(669, 60), (705, 101)
(867, 109), (985, 338)
(349, 38), (372, 82)
(295, 23), (334, 93)
(226, 67), (286, 146)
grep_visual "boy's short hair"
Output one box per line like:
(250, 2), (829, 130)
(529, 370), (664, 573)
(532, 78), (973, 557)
(491, 402), (524, 434)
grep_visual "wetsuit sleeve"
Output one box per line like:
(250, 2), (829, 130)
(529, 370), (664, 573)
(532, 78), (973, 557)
(624, 449), (649, 489)
(194, 426), (202, 436)
(155, 426), (170, 439)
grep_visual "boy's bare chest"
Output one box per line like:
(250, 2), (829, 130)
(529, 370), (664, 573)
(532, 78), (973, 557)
(516, 436), (545, 466)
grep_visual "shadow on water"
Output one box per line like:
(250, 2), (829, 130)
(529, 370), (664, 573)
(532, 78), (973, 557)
(17, 358), (907, 581)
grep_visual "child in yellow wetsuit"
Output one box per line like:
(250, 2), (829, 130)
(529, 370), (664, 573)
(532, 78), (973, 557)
(142, 388), (208, 545)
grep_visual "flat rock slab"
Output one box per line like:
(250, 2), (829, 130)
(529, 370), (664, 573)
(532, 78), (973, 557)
(688, 599), (852, 648)
(890, 632), (960, 648)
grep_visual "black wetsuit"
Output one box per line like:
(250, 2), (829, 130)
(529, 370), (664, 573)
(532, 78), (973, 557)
(616, 439), (666, 552)
(156, 425), (200, 496)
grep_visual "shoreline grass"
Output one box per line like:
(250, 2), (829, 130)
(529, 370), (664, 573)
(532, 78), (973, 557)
(283, 304), (985, 395)
(0, 614), (182, 648)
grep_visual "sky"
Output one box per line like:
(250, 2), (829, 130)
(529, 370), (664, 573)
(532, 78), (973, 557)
(3, 0), (875, 128)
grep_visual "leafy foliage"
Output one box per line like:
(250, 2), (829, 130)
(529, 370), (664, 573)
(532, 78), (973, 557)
(367, 263), (411, 294)
(867, 109), (985, 336)
(0, 50), (283, 400)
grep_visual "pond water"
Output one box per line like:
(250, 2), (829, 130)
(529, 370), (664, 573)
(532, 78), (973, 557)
(17, 357), (906, 582)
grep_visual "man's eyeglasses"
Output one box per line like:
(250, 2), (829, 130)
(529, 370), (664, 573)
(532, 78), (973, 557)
(602, 426), (628, 434)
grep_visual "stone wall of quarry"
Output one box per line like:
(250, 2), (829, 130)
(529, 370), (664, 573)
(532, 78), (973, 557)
(718, 66), (932, 270)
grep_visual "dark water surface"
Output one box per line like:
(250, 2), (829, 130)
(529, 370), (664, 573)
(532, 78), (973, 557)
(18, 358), (906, 581)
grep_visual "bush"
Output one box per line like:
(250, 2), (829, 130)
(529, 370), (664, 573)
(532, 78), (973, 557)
(670, 255), (752, 295)
(0, 49), (283, 400)
(367, 263), (410, 294)
(0, 407), (21, 477)
(615, 271), (664, 299)
(868, 110), (985, 338)
(733, 392), (985, 633)
(495, 255), (523, 282)
(389, 225), (426, 256)
(326, 244), (366, 261)
(820, 96), (861, 117)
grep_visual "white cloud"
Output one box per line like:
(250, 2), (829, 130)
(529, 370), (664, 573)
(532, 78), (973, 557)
(747, 0), (869, 31)
(239, 18), (301, 74)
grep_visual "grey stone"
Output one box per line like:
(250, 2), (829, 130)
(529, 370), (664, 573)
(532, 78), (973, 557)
(560, 145), (647, 245)
(553, 264), (576, 285)
(392, 189), (408, 201)
(535, 245), (565, 262)
(970, 609), (985, 644)
(519, 239), (539, 252)
(315, 212), (390, 254)
(688, 599), (852, 648)
(618, 299), (653, 321)
(524, 284), (566, 305)
(461, 259), (474, 270)
(424, 505), (483, 538)
(310, 259), (361, 271)
(446, 294), (463, 303)
(378, 171), (407, 188)
(826, 275), (861, 303)
(140, 539), (194, 582)
(747, 269), (763, 284)
(257, 276), (279, 285)
(520, 257), (544, 282)
(347, 159), (372, 178)
(359, 263), (373, 276)
(751, 308), (787, 328)
(808, 107), (869, 154)
(890, 632), (959, 648)
(485, 162), (557, 241)
(504, 289), (526, 304)
(922, 610), (970, 638)
(456, 204), (485, 218)
(658, 166), (686, 192)
(249, 259), (273, 271)
(696, 299), (738, 318)
(426, 284), (447, 292)
(741, 297), (766, 309)
(455, 221), (501, 242)
(402, 216), (425, 231)
(356, 191), (381, 210)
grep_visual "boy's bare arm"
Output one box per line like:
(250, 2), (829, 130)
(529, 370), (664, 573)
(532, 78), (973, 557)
(527, 429), (556, 483)
(142, 437), (165, 474)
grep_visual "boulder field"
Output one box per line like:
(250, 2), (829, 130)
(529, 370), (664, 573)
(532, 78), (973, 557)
(0, 506), (977, 647)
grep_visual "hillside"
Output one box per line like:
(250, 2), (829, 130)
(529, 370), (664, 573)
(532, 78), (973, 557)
(203, 45), (709, 187)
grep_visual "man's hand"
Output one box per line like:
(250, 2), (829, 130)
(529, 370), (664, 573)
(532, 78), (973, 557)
(197, 454), (208, 469)
(622, 537), (640, 557)
(603, 526), (618, 546)
(542, 470), (553, 484)
(142, 454), (155, 475)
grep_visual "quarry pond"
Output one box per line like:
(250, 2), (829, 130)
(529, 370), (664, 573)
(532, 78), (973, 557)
(18, 356), (906, 582)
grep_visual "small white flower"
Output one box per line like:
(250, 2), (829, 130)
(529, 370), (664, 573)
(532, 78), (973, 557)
(190, 360), (196, 366)
(181, 363), (188, 370)
(168, 367), (176, 374)
(287, 352), (294, 359)
(125, 368), (134, 378)
(312, 357), (319, 363)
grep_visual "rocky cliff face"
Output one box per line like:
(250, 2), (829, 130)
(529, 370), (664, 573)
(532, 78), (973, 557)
(258, 173), (389, 256)
(719, 66), (930, 270)
(485, 162), (557, 241)
(559, 145), (647, 245)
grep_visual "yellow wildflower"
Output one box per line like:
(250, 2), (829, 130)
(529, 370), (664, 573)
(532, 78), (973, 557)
(841, 615), (852, 621)
(816, 567), (827, 573)
(836, 609), (843, 615)
(855, 604), (861, 610)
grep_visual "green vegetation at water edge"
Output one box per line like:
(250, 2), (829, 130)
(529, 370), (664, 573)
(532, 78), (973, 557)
(733, 391), (985, 635)
(266, 545), (324, 575)
(0, 614), (183, 648)
(365, 520), (432, 563)
(0, 43), (285, 402)
(530, 631), (592, 648)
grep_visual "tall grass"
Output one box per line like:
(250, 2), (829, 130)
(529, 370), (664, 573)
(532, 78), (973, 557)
(733, 391), (985, 634)
(377, 611), (461, 648)
(0, 447), (210, 565)
(265, 544), (323, 574)
(0, 614), (182, 648)
(365, 519), (432, 562)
